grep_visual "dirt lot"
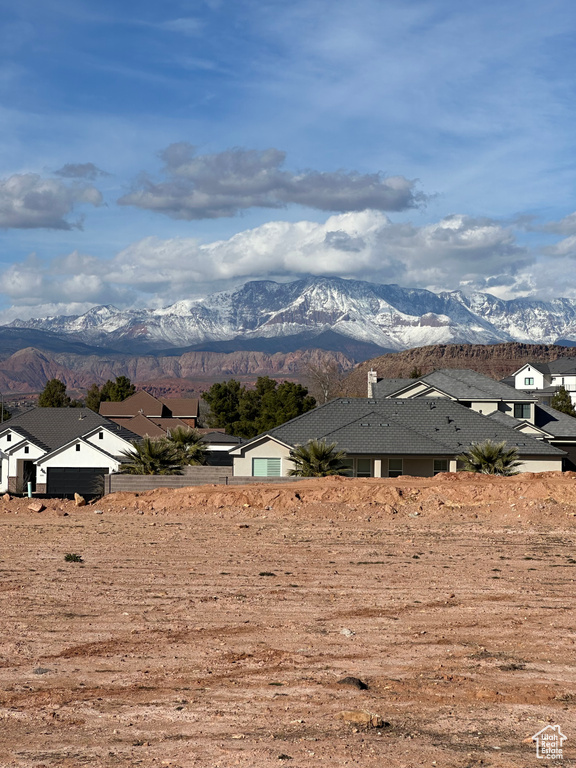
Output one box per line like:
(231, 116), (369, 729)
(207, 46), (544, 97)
(1, 473), (576, 767)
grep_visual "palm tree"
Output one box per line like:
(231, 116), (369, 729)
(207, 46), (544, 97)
(457, 440), (522, 476)
(119, 437), (183, 475)
(164, 426), (207, 466)
(288, 439), (349, 477)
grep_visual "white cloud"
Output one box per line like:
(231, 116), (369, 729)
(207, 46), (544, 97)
(0, 173), (102, 229)
(0, 210), (543, 319)
(118, 144), (425, 219)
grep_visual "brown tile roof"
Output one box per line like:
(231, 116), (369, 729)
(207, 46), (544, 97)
(109, 414), (194, 438)
(109, 414), (166, 438)
(160, 398), (199, 418)
(100, 390), (164, 418)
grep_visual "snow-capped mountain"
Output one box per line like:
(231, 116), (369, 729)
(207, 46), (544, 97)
(8, 277), (576, 352)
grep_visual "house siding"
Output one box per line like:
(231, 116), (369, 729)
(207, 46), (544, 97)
(233, 441), (291, 477)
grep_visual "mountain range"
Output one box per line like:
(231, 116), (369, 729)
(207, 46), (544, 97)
(8, 277), (576, 353)
(3, 277), (576, 395)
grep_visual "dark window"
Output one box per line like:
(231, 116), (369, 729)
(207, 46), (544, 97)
(99, 431), (104, 440)
(24, 446), (29, 454)
(76, 444), (81, 452)
(433, 459), (448, 475)
(356, 458), (372, 477)
(7, 433), (11, 442)
(514, 403), (531, 419)
(389, 458), (403, 478)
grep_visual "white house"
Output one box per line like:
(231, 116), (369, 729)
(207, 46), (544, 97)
(0, 408), (138, 496)
(510, 359), (576, 405)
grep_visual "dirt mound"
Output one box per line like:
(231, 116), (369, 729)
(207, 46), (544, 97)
(100, 472), (576, 522)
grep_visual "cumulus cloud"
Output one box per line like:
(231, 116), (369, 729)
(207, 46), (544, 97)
(0, 174), (102, 229)
(0, 210), (541, 319)
(118, 143), (426, 219)
(542, 211), (576, 236)
(55, 163), (110, 180)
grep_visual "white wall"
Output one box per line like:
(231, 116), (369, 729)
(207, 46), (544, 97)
(551, 375), (576, 393)
(514, 366), (548, 390)
(85, 428), (133, 456)
(38, 440), (121, 472)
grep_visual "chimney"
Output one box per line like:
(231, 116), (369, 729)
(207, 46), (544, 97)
(367, 369), (378, 398)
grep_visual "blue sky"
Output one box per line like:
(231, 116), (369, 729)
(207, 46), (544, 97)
(0, 0), (575, 321)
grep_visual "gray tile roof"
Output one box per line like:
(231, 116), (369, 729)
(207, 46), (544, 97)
(254, 398), (563, 458)
(515, 362), (551, 375)
(535, 404), (576, 438)
(374, 369), (535, 402)
(371, 378), (413, 397)
(420, 369), (536, 401)
(547, 358), (576, 374)
(5, 408), (139, 452)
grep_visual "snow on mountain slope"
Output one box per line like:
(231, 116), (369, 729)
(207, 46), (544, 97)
(7, 277), (576, 352)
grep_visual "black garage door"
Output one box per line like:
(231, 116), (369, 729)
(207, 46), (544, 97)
(47, 468), (108, 497)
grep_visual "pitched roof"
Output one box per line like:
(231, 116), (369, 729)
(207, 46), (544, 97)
(513, 362), (551, 375)
(160, 398), (199, 418)
(535, 404), (576, 438)
(110, 413), (167, 438)
(99, 390), (164, 418)
(374, 369), (535, 402)
(237, 398), (563, 458)
(4, 408), (139, 452)
(371, 378), (413, 396)
(547, 358), (576, 374)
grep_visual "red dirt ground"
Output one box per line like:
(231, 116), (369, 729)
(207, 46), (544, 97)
(1, 473), (576, 767)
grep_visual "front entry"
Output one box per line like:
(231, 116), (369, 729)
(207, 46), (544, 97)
(22, 460), (37, 492)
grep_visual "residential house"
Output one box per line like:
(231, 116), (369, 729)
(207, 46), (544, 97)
(99, 390), (199, 437)
(508, 359), (576, 406)
(229, 397), (564, 478)
(370, 367), (576, 471)
(369, 368), (537, 421)
(0, 408), (138, 496)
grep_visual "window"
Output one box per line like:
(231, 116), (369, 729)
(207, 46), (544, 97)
(514, 403), (531, 419)
(356, 458), (372, 478)
(388, 458), (403, 478)
(341, 459), (354, 476)
(252, 457), (281, 476)
(6, 433), (11, 442)
(24, 446), (29, 454)
(524, 377), (534, 386)
(76, 444), (81, 452)
(98, 431), (104, 440)
(433, 459), (448, 475)
(339, 458), (372, 477)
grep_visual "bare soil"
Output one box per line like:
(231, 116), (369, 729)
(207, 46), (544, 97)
(1, 473), (576, 767)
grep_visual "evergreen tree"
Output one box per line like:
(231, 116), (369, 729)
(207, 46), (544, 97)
(85, 383), (102, 412)
(85, 376), (136, 412)
(550, 386), (576, 417)
(38, 379), (71, 407)
(0, 403), (10, 422)
(203, 377), (316, 437)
